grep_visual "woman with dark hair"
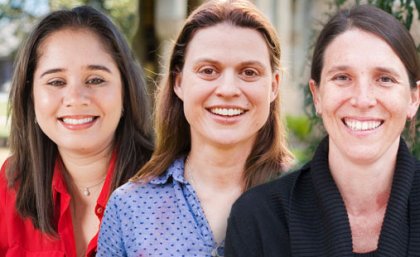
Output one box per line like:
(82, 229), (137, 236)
(0, 6), (153, 257)
(97, 0), (292, 256)
(225, 4), (420, 256)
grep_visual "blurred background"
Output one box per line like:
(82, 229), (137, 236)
(0, 0), (419, 167)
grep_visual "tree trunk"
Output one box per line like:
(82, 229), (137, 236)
(132, 0), (158, 93)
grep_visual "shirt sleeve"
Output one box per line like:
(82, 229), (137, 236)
(0, 160), (9, 255)
(97, 191), (127, 257)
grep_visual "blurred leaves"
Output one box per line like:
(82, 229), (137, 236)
(0, 0), (138, 57)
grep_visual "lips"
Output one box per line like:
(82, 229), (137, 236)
(343, 118), (383, 131)
(208, 107), (246, 117)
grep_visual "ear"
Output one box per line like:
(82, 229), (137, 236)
(270, 71), (280, 102)
(407, 81), (420, 120)
(309, 79), (322, 115)
(173, 72), (184, 101)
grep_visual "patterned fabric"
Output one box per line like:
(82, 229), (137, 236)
(97, 157), (223, 257)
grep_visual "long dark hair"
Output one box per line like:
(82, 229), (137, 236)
(7, 6), (153, 235)
(132, 0), (292, 190)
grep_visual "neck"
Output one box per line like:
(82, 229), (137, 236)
(59, 146), (113, 188)
(187, 143), (250, 191)
(328, 139), (399, 214)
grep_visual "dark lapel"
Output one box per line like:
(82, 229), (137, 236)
(291, 137), (418, 256)
(311, 137), (354, 256)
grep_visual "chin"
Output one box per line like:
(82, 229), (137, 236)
(345, 150), (384, 165)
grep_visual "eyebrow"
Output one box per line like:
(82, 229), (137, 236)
(325, 65), (401, 77)
(240, 61), (267, 69)
(324, 65), (350, 75)
(193, 58), (267, 69)
(39, 68), (64, 78)
(87, 64), (112, 73)
(375, 66), (401, 77)
(39, 65), (112, 78)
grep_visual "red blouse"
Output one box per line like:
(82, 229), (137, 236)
(0, 153), (116, 257)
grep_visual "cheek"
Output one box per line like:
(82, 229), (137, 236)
(101, 92), (124, 124)
(250, 89), (272, 122)
(182, 98), (196, 124)
(33, 88), (57, 116)
(319, 88), (348, 112)
(102, 90), (123, 107)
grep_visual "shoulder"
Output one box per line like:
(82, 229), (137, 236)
(412, 157), (420, 182)
(226, 165), (311, 257)
(109, 179), (169, 204)
(0, 159), (13, 203)
(106, 168), (178, 215)
(231, 163), (311, 219)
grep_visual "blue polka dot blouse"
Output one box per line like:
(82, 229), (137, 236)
(97, 158), (224, 257)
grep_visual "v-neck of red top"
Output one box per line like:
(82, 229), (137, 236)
(0, 151), (116, 257)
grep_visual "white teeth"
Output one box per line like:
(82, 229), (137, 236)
(62, 117), (94, 125)
(210, 108), (244, 116)
(344, 119), (381, 131)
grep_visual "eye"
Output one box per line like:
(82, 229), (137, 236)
(242, 68), (258, 77)
(378, 75), (397, 85)
(86, 77), (105, 85)
(239, 68), (261, 82)
(330, 73), (352, 87)
(197, 66), (219, 80)
(47, 79), (65, 87)
(199, 67), (216, 75)
(333, 74), (350, 81)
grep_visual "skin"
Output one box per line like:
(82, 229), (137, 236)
(174, 23), (279, 243)
(310, 29), (419, 166)
(33, 28), (123, 256)
(310, 29), (420, 253)
(33, 28), (123, 158)
(174, 23), (278, 151)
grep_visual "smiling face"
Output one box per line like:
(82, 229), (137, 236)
(310, 29), (420, 164)
(33, 28), (123, 156)
(174, 23), (279, 150)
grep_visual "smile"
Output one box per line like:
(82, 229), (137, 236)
(60, 116), (98, 125)
(209, 107), (246, 117)
(343, 118), (383, 131)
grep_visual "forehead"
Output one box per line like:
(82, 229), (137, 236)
(37, 27), (111, 58)
(322, 29), (406, 72)
(35, 28), (117, 67)
(184, 23), (271, 64)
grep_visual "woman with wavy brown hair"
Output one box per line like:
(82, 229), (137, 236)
(98, 0), (292, 256)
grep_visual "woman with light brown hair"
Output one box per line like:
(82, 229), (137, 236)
(97, 0), (292, 256)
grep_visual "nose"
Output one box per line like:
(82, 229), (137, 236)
(215, 71), (241, 98)
(350, 81), (377, 108)
(62, 83), (91, 107)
